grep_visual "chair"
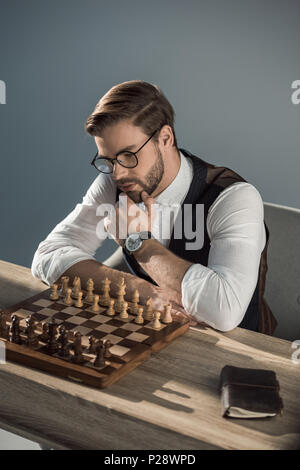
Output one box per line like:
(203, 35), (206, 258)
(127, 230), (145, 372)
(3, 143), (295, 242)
(263, 202), (300, 341)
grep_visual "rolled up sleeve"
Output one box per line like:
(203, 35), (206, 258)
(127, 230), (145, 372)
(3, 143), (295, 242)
(31, 173), (116, 285)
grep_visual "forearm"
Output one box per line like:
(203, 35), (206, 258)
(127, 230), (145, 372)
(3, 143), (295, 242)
(56, 259), (183, 310)
(132, 239), (193, 295)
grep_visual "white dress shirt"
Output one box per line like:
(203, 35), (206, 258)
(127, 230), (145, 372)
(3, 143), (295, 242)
(31, 151), (266, 332)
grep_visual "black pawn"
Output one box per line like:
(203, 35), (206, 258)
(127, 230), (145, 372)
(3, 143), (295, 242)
(58, 326), (69, 357)
(94, 340), (105, 368)
(57, 324), (66, 344)
(25, 315), (39, 348)
(88, 335), (97, 354)
(104, 339), (112, 358)
(72, 331), (85, 364)
(40, 322), (49, 342)
(10, 315), (22, 344)
(46, 319), (59, 355)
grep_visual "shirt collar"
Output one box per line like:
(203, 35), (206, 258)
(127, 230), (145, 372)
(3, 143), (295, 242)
(153, 150), (193, 206)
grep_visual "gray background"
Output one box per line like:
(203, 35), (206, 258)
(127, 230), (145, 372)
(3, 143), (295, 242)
(0, 0), (299, 269)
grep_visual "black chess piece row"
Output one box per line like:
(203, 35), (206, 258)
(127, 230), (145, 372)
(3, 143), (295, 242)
(0, 313), (37, 346)
(0, 312), (112, 369)
(40, 318), (112, 369)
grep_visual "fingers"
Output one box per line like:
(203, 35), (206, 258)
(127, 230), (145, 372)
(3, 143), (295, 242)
(171, 306), (198, 326)
(141, 191), (155, 225)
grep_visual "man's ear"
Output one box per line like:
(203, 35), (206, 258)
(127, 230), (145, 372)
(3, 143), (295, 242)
(159, 124), (174, 148)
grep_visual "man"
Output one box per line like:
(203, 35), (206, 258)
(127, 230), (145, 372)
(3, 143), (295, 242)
(31, 80), (277, 334)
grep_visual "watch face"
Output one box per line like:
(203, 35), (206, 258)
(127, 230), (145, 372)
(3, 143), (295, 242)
(126, 233), (142, 252)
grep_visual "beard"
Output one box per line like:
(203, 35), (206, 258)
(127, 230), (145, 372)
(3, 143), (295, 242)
(126, 146), (164, 203)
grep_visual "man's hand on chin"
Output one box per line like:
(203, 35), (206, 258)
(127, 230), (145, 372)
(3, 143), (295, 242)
(104, 189), (156, 247)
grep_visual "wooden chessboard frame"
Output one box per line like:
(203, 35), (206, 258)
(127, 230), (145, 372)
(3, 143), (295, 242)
(0, 288), (190, 389)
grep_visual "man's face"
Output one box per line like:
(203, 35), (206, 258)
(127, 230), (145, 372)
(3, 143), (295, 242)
(95, 120), (164, 203)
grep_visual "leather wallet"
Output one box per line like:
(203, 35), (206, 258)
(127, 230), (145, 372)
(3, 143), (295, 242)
(220, 365), (284, 418)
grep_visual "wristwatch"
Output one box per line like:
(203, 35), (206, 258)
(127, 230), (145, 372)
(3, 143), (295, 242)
(124, 231), (153, 256)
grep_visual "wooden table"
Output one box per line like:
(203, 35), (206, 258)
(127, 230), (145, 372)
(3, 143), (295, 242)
(0, 260), (299, 450)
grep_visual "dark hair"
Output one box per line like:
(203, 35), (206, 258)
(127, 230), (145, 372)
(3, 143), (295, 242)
(85, 80), (178, 148)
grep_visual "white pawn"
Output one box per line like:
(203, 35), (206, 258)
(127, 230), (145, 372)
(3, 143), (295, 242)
(130, 289), (139, 314)
(115, 278), (126, 312)
(162, 304), (172, 324)
(85, 278), (94, 303)
(50, 283), (59, 301)
(152, 311), (162, 330)
(99, 277), (111, 306)
(119, 301), (129, 319)
(107, 299), (115, 316)
(63, 287), (73, 306)
(91, 294), (101, 313)
(75, 291), (84, 308)
(135, 307), (144, 325)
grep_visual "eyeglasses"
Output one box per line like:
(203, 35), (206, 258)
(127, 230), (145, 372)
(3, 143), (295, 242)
(91, 128), (159, 174)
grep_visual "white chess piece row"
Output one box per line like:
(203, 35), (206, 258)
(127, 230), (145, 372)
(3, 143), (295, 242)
(49, 276), (173, 327)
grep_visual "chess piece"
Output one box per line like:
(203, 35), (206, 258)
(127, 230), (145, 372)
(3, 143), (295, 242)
(119, 301), (129, 319)
(59, 276), (69, 298)
(75, 291), (84, 308)
(135, 307), (144, 325)
(107, 299), (115, 316)
(91, 294), (101, 313)
(130, 289), (139, 314)
(58, 325), (69, 357)
(57, 324), (65, 341)
(10, 315), (22, 344)
(0, 312), (9, 339)
(88, 335), (97, 354)
(25, 315), (39, 348)
(152, 311), (162, 330)
(85, 278), (94, 303)
(115, 277), (126, 313)
(46, 319), (59, 355)
(49, 283), (59, 301)
(162, 304), (172, 324)
(63, 288), (73, 306)
(67, 330), (75, 342)
(104, 339), (112, 358)
(40, 322), (49, 342)
(144, 297), (153, 321)
(72, 331), (85, 364)
(93, 340), (105, 368)
(72, 276), (81, 299)
(99, 277), (111, 307)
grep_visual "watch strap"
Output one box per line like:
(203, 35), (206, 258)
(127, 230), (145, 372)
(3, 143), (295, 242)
(139, 231), (153, 240)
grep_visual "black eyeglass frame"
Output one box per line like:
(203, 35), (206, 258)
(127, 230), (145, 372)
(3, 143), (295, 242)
(91, 128), (160, 174)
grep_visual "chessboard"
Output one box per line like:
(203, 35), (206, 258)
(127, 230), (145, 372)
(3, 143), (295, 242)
(0, 276), (189, 388)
